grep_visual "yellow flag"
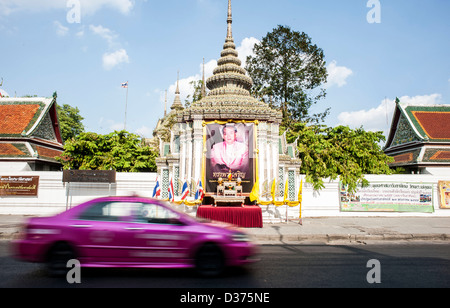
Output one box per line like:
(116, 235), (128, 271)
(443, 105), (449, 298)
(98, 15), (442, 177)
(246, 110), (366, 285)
(283, 179), (289, 202)
(298, 179), (303, 204)
(249, 179), (259, 202)
(270, 179), (276, 201)
(298, 178), (303, 219)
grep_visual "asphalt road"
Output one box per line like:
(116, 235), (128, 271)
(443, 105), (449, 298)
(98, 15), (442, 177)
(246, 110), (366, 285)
(1, 240), (449, 289)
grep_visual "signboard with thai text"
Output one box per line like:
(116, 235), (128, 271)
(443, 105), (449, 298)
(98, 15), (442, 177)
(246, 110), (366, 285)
(0, 176), (39, 196)
(63, 170), (116, 183)
(339, 181), (434, 213)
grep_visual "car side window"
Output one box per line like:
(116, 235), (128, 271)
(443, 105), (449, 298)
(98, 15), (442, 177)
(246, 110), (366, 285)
(78, 202), (135, 222)
(135, 203), (179, 224)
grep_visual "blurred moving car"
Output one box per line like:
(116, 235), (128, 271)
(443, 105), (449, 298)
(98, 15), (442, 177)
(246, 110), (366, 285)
(12, 196), (258, 277)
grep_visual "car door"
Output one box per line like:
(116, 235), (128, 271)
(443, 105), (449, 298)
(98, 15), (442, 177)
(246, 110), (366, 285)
(70, 201), (136, 264)
(124, 202), (193, 266)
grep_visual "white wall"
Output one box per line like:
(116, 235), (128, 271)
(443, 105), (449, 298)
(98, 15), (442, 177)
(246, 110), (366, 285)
(0, 172), (157, 216)
(296, 174), (450, 218)
(0, 172), (449, 218)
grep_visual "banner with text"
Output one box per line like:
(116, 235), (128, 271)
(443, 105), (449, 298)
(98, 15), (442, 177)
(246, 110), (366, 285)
(438, 181), (450, 209)
(339, 181), (434, 213)
(0, 176), (39, 196)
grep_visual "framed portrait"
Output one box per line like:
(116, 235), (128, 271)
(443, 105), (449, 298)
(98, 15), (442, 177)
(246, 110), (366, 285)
(204, 122), (255, 194)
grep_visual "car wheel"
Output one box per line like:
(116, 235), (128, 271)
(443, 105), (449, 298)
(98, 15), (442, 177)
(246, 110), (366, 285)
(195, 243), (225, 277)
(46, 242), (76, 277)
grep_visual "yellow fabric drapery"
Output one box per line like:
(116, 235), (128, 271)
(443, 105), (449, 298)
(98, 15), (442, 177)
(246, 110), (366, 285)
(254, 178), (303, 208)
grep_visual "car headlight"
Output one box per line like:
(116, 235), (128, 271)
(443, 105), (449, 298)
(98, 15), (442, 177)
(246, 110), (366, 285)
(231, 233), (250, 242)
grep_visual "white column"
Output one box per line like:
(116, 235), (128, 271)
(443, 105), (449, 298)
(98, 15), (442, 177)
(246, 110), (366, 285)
(192, 115), (204, 182)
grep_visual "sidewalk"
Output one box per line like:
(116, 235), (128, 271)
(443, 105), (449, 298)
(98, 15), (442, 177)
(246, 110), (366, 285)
(1, 215), (449, 244)
(246, 217), (450, 244)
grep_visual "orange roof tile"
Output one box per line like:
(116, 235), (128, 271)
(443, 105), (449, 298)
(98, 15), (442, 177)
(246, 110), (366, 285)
(411, 111), (450, 140)
(0, 143), (27, 156)
(393, 153), (413, 163)
(0, 104), (41, 135)
(36, 146), (63, 161)
(430, 150), (450, 160)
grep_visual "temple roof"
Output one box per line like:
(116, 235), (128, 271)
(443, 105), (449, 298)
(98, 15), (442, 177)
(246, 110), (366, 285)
(385, 100), (450, 149)
(384, 99), (450, 168)
(0, 97), (64, 164)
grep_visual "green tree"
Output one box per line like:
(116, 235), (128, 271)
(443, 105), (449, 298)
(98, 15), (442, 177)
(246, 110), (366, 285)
(246, 25), (329, 126)
(58, 130), (158, 172)
(184, 79), (205, 108)
(284, 123), (394, 193)
(56, 104), (85, 141)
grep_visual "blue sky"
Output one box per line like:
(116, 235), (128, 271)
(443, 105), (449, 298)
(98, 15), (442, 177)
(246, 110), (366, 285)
(0, 0), (449, 141)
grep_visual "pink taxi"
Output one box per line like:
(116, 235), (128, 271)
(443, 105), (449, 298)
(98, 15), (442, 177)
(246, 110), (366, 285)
(12, 196), (258, 276)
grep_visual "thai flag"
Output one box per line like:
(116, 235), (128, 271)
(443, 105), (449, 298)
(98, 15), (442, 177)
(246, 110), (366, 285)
(152, 178), (161, 198)
(168, 178), (174, 202)
(181, 180), (189, 200)
(121, 81), (128, 88)
(195, 180), (205, 200)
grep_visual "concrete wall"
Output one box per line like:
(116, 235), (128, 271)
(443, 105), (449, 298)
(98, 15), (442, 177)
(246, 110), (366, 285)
(0, 172), (449, 218)
(288, 174), (450, 219)
(0, 172), (157, 216)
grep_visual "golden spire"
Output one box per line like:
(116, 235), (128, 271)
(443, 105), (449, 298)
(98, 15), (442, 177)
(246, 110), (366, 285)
(201, 58), (207, 98)
(171, 71), (184, 110)
(205, 0), (253, 97)
(186, 0), (282, 123)
(227, 0), (233, 41)
(164, 89), (167, 117)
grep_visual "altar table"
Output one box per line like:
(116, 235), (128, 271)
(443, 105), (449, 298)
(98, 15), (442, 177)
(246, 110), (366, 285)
(196, 205), (263, 228)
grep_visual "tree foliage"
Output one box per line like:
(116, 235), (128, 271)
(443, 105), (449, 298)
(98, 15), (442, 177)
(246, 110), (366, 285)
(184, 79), (205, 108)
(284, 123), (395, 193)
(58, 130), (158, 172)
(246, 25), (393, 192)
(246, 25), (329, 125)
(56, 103), (85, 142)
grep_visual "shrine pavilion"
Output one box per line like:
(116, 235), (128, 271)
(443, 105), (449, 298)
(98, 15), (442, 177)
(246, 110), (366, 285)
(153, 0), (302, 221)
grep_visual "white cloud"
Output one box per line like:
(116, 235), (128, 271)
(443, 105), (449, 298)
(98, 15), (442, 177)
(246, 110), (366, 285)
(135, 125), (152, 137)
(0, 0), (135, 16)
(75, 25), (85, 37)
(79, 0), (134, 15)
(337, 93), (443, 135)
(89, 24), (118, 47)
(326, 60), (353, 88)
(98, 117), (125, 132)
(236, 37), (259, 67)
(54, 21), (69, 36)
(102, 49), (129, 70)
(90, 25), (128, 69)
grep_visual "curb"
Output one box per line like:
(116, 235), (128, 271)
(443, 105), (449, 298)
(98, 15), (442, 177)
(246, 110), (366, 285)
(250, 233), (450, 244)
(1, 226), (449, 243)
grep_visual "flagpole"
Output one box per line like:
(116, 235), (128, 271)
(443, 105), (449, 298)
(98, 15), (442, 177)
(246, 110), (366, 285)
(124, 81), (128, 131)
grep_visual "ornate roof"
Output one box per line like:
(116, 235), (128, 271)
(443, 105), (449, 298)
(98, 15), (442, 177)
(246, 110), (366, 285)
(0, 96), (64, 165)
(179, 0), (281, 123)
(385, 100), (450, 148)
(384, 99), (450, 169)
